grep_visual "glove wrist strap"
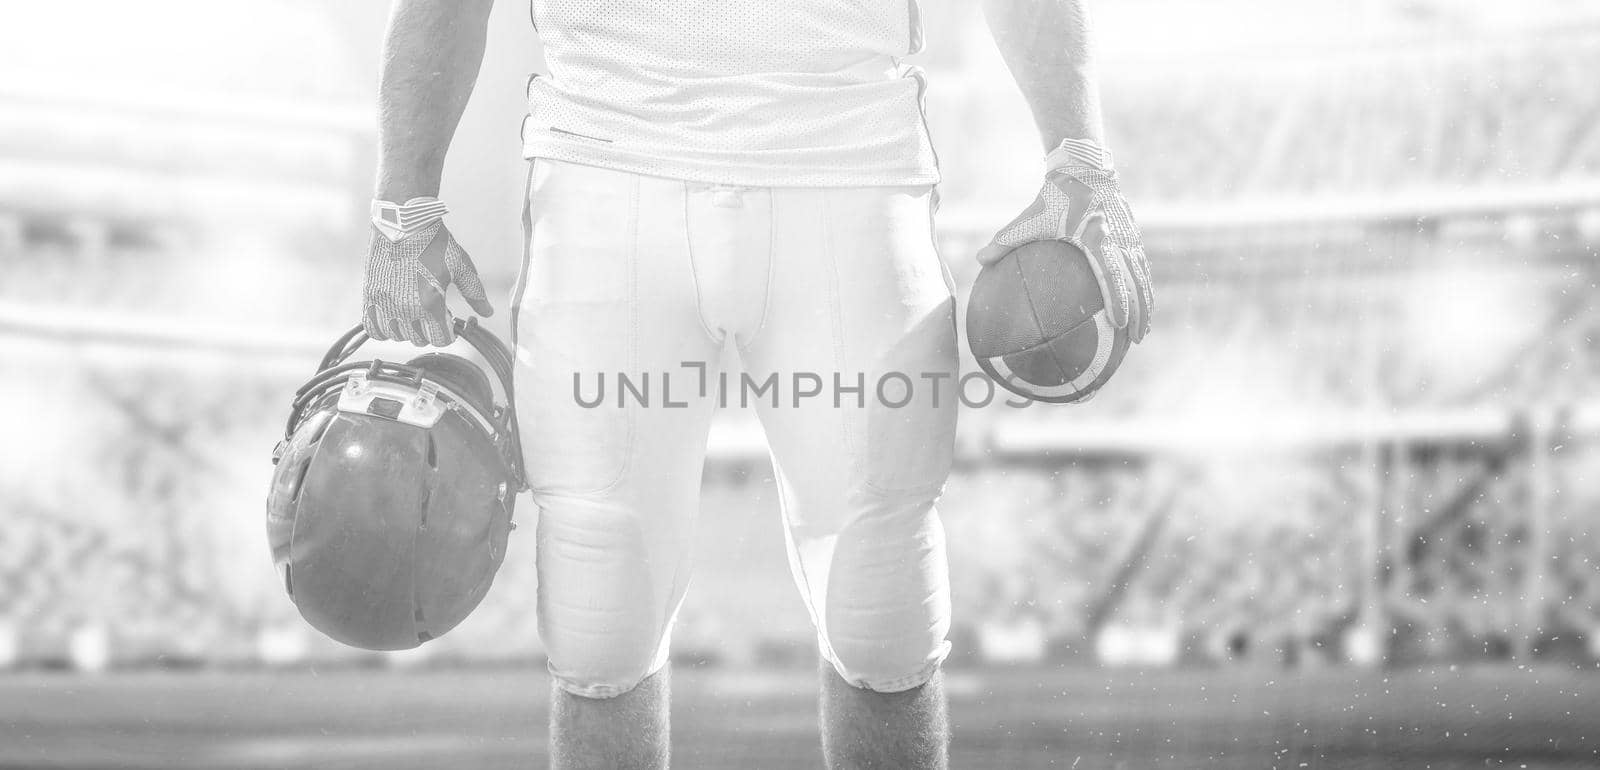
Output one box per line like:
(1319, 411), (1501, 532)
(1047, 138), (1114, 173)
(371, 197), (449, 241)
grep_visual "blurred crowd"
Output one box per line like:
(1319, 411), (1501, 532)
(1103, 35), (1600, 201)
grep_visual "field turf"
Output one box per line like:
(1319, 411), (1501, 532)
(1, 664), (1596, 769)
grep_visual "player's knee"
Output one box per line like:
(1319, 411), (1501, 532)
(817, 490), (951, 693)
(535, 498), (677, 700)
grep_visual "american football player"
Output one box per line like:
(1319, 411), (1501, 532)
(360, 1), (1151, 767)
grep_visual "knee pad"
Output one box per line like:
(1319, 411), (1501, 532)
(535, 498), (683, 700)
(540, 568), (674, 699)
(816, 493), (952, 694)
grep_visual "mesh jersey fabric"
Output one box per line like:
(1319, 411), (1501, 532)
(521, 0), (939, 187)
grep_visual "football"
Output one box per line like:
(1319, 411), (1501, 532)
(966, 239), (1130, 403)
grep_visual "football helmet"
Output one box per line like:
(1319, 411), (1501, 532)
(267, 318), (526, 651)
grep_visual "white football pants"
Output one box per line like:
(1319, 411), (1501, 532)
(512, 159), (956, 698)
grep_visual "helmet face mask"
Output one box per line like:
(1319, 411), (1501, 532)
(267, 320), (525, 651)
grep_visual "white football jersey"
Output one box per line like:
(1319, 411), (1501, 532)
(521, 0), (938, 187)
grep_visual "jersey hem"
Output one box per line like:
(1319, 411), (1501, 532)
(521, 137), (942, 189)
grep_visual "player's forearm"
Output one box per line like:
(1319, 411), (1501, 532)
(375, 0), (496, 201)
(982, 0), (1104, 152)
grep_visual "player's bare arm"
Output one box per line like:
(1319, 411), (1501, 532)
(376, 0), (494, 201)
(363, 0), (497, 347)
(982, 0), (1104, 148)
(978, 0), (1154, 366)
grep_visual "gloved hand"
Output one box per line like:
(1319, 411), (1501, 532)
(363, 197), (494, 347)
(976, 138), (1153, 343)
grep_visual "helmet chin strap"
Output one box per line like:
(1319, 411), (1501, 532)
(450, 318), (527, 491)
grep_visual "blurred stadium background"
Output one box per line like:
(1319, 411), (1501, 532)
(3, 0), (1600, 767)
